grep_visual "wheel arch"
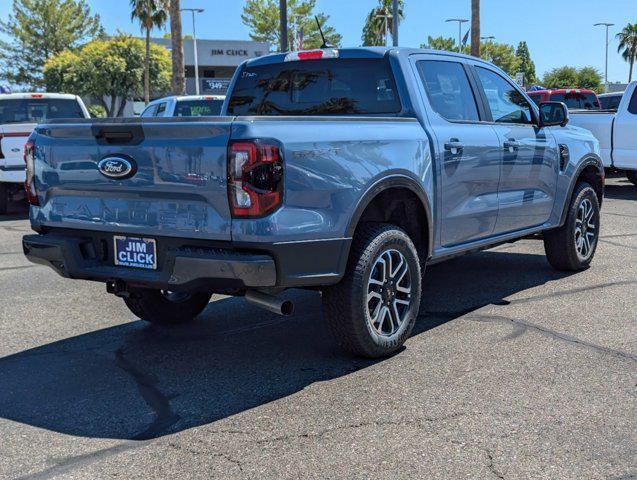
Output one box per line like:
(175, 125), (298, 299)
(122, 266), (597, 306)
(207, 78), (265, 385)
(559, 155), (604, 226)
(346, 174), (434, 262)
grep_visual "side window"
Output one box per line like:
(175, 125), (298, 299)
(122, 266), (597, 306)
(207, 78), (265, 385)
(417, 60), (480, 122)
(156, 102), (167, 116)
(628, 88), (637, 115)
(475, 67), (534, 124)
(140, 105), (157, 117)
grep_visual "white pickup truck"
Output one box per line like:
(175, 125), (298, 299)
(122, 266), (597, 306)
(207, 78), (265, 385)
(570, 81), (637, 186)
(0, 93), (90, 213)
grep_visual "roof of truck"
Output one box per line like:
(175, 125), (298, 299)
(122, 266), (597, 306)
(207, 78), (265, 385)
(0, 92), (79, 100)
(245, 46), (497, 68)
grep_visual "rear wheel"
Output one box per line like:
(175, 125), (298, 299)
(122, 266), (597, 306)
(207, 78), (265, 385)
(0, 184), (8, 215)
(626, 170), (637, 186)
(124, 288), (212, 326)
(544, 182), (600, 271)
(322, 223), (422, 358)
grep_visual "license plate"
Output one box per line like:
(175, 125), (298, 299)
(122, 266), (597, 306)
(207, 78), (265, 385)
(114, 236), (157, 270)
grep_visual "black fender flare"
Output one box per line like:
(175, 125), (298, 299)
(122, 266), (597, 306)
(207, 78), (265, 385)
(559, 155), (604, 225)
(345, 174), (434, 258)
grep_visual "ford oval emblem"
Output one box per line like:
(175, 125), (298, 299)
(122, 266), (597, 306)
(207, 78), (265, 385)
(98, 156), (136, 179)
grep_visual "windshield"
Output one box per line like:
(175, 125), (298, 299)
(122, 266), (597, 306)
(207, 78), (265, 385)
(0, 98), (84, 124)
(175, 99), (224, 116)
(228, 58), (401, 116)
(549, 92), (600, 110)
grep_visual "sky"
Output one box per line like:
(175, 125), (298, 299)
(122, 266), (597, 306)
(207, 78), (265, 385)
(0, 0), (635, 84)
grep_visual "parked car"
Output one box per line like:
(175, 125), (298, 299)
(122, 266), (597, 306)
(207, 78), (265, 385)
(598, 91), (623, 111)
(139, 95), (226, 118)
(22, 47), (604, 358)
(528, 89), (601, 110)
(0, 93), (89, 213)
(569, 81), (637, 185)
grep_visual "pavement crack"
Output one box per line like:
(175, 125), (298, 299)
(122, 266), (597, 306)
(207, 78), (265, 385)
(114, 347), (181, 440)
(484, 449), (506, 480)
(470, 314), (637, 363)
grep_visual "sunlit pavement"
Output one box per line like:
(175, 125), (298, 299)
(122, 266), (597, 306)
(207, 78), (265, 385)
(1, 176), (635, 479)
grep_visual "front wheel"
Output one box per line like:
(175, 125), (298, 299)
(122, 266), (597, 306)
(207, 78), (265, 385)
(544, 182), (600, 271)
(124, 288), (212, 325)
(626, 170), (637, 186)
(322, 223), (422, 358)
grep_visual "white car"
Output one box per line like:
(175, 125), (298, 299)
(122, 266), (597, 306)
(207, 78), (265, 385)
(570, 81), (637, 185)
(139, 95), (226, 118)
(0, 93), (90, 213)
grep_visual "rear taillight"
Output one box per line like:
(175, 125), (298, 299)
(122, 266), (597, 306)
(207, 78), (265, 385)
(228, 140), (283, 218)
(23, 139), (39, 205)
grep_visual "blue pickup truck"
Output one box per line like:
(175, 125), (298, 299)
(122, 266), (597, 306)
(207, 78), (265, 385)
(22, 47), (604, 358)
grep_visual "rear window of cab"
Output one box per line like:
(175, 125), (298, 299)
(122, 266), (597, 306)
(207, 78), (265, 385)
(227, 58), (401, 116)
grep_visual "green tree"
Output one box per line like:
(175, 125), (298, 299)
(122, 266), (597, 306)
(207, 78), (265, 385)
(541, 66), (602, 91)
(616, 23), (637, 82)
(130, 0), (169, 104)
(480, 41), (521, 77)
(0, 0), (101, 89)
(576, 66), (603, 92)
(44, 35), (171, 116)
(242, 0), (341, 52)
(361, 0), (404, 47)
(421, 36), (456, 51)
(515, 41), (536, 84)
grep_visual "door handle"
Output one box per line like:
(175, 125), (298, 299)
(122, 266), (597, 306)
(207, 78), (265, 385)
(444, 139), (464, 155)
(503, 139), (519, 152)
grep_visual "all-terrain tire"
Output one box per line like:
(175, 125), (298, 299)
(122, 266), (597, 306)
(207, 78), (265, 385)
(322, 223), (422, 358)
(544, 182), (600, 271)
(124, 289), (212, 325)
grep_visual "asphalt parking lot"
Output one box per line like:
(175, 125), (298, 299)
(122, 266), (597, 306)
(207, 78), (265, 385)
(0, 176), (635, 480)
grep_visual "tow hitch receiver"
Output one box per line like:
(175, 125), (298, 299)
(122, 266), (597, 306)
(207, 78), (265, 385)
(106, 279), (130, 298)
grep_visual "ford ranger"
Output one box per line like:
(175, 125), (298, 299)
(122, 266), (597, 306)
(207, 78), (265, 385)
(22, 48), (604, 358)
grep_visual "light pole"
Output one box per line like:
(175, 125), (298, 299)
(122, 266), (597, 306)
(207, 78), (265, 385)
(375, 10), (393, 47)
(446, 18), (468, 53)
(594, 22), (614, 93)
(391, 0), (399, 46)
(181, 8), (204, 95)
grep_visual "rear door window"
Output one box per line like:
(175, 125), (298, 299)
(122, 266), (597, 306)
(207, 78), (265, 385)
(140, 105), (157, 117)
(417, 60), (480, 122)
(475, 67), (534, 124)
(628, 89), (637, 114)
(228, 58), (401, 116)
(0, 98), (84, 124)
(155, 103), (167, 116)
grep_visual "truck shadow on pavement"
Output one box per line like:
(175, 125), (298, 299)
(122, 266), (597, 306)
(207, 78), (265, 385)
(603, 177), (637, 201)
(0, 249), (573, 440)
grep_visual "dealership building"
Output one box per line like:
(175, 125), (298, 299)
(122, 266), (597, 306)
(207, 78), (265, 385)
(150, 37), (270, 95)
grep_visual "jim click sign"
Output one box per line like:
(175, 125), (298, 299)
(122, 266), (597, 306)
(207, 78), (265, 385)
(212, 49), (249, 57)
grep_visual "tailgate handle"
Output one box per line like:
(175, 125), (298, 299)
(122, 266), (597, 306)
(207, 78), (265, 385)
(92, 125), (144, 145)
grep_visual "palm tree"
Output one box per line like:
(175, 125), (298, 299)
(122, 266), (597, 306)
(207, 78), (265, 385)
(131, 0), (169, 104)
(279, 0), (288, 52)
(361, 0), (404, 47)
(169, 0), (185, 95)
(616, 23), (637, 82)
(470, 0), (480, 57)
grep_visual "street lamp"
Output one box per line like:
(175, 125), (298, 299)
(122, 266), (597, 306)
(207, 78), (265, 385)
(181, 8), (204, 95)
(446, 18), (468, 53)
(594, 22), (614, 93)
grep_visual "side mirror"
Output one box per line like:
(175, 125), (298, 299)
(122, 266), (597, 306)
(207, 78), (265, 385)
(538, 101), (569, 128)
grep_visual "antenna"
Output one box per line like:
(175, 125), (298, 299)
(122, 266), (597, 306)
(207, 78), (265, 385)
(315, 16), (332, 49)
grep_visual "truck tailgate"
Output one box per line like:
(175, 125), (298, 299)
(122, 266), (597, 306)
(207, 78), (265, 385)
(31, 118), (233, 240)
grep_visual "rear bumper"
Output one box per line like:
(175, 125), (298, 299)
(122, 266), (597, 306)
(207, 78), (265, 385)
(23, 233), (277, 291)
(22, 231), (351, 291)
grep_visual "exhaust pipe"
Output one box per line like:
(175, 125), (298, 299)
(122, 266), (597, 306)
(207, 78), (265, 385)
(245, 290), (294, 316)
